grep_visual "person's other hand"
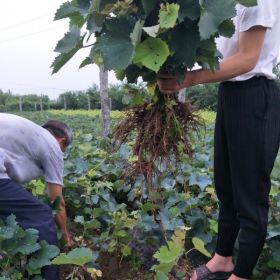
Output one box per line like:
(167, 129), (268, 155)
(63, 230), (74, 248)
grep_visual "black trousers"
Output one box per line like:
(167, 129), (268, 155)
(214, 76), (280, 278)
(0, 179), (59, 280)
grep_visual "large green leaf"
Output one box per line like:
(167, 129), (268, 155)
(52, 38), (84, 74)
(0, 215), (20, 243)
(133, 38), (169, 72)
(154, 230), (185, 263)
(27, 241), (60, 272)
(79, 57), (92, 69)
(2, 228), (40, 255)
(159, 3), (180, 29)
(199, 0), (236, 39)
(5, 214), (18, 228)
(86, 13), (104, 33)
(236, 0), (257, 7)
(94, 17), (136, 70)
(74, 0), (91, 11)
(196, 38), (220, 70)
(52, 28), (85, 74)
(54, 2), (88, 26)
(0, 226), (14, 241)
(51, 247), (93, 266)
(86, 0), (105, 33)
(54, 27), (81, 53)
(192, 237), (211, 257)
(54, 2), (82, 20)
(170, 21), (200, 68)
(177, 0), (200, 22)
(152, 230), (185, 276)
(189, 173), (212, 191)
(154, 241), (181, 264)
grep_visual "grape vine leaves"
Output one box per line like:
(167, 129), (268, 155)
(133, 38), (169, 72)
(52, 0), (257, 81)
(52, 247), (93, 266)
(199, 0), (236, 40)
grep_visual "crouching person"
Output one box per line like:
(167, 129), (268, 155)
(0, 113), (73, 280)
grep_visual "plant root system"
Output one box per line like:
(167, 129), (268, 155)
(115, 92), (201, 193)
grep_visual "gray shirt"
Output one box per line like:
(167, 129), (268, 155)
(0, 113), (64, 185)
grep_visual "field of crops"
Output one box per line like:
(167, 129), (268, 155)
(1, 110), (280, 280)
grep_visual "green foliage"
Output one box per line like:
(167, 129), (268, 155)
(192, 237), (211, 257)
(93, 17), (136, 70)
(198, 0), (236, 40)
(159, 3), (180, 29)
(188, 83), (219, 111)
(26, 241), (60, 275)
(0, 91), (50, 112)
(52, 0), (257, 84)
(0, 83), (152, 112)
(152, 230), (186, 277)
(52, 247), (94, 266)
(12, 110), (280, 279)
(133, 38), (169, 72)
(52, 28), (84, 74)
(0, 215), (59, 279)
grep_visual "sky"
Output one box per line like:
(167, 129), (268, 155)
(0, 0), (118, 99)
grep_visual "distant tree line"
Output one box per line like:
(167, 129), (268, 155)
(0, 83), (221, 112)
(0, 91), (51, 112)
(1, 67), (279, 113)
(0, 84), (127, 112)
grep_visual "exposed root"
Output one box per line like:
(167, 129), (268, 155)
(115, 92), (201, 194)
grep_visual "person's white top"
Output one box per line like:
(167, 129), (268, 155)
(0, 113), (64, 185)
(216, 0), (280, 81)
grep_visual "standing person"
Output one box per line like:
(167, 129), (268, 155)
(0, 113), (73, 280)
(157, 1), (280, 279)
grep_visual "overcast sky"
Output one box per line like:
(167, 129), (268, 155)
(0, 0), (118, 99)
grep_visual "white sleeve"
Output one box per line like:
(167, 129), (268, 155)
(42, 150), (64, 186)
(239, 0), (276, 32)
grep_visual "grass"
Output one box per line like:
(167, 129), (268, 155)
(46, 109), (217, 123)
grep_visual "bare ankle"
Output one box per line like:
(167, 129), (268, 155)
(206, 253), (234, 272)
(228, 274), (247, 280)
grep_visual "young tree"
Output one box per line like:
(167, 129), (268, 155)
(99, 67), (111, 136)
(52, 0), (257, 186)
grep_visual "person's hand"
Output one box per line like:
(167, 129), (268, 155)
(157, 72), (186, 94)
(63, 230), (74, 248)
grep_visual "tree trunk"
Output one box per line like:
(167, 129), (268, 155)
(64, 95), (67, 110)
(99, 67), (111, 137)
(178, 89), (186, 103)
(19, 96), (22, 112)
(40, 95), (43, 111)
(87, 94), (91, 110)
